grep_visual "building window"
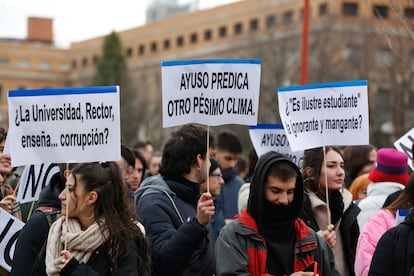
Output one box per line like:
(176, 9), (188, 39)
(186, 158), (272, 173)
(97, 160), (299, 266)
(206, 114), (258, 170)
(409, 50), (414, 71)
(373, 5), (389, 19)
(204, 29), (212, 41)
(18, 60), (30, 68)
(408, 90), (414, 107)
(60, 64), (69, 71)
(250, 19), (258, 31)
(151, 42), (157, 52)
(376, 48), (394, 68)
(163, 39), (170, 50)
(71, 60), (77, 69)
(138, 45), (145, 56)
(283, 11), (293, 25)
(0, 59), (9, 65)
(319, 3), (328, 16)
(82, 57), (88, 67)
(126, 48), (133, 57)
(177, 36), (184, 47)
(93, 55), (99, 64)
(219, 26), (227, 38)
(39, 62), (51, 70)
(234, 22), (243, 35)
(404, 8), (414, 20)
(266, 15), (276, 28)
(376, 88), (392, 124)
(190, 33), (198, 44)
(343, 45), (361, 64)
(288, 49), (298, 67)
(342, 3), (358, 16)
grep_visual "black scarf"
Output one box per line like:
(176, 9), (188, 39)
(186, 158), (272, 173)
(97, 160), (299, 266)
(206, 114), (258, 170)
(317, 189), (344, 225)
(260, 200), (295, 275)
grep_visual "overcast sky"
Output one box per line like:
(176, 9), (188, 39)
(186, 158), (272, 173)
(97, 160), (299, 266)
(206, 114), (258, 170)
(0, 0), (239, 48)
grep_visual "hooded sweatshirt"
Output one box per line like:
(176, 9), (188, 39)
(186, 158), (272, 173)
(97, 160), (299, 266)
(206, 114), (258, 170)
(247, 151), (303, 275)
(215, 151), (339, 276)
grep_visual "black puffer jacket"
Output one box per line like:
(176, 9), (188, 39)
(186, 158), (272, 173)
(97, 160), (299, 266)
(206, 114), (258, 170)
(302, 192), (360, 276)
(11, 171), (64, 276)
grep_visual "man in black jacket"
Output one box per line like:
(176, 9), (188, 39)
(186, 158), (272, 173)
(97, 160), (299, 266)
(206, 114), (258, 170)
(135, 124), (215, 276)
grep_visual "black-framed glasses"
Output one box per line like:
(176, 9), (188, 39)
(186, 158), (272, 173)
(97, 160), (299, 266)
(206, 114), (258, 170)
(210, 173), (223, 179)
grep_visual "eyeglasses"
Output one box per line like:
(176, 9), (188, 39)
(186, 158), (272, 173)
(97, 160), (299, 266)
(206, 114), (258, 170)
(210, 173), (223, 179)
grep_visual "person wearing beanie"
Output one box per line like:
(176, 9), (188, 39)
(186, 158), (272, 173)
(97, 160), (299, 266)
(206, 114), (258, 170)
(200, 158), (225, 246)
(215, 151), (339, 275)
(357, 148), (409, 230)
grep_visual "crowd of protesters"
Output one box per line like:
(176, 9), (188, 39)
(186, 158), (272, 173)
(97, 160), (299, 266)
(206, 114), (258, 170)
(0, 124), (413, 275)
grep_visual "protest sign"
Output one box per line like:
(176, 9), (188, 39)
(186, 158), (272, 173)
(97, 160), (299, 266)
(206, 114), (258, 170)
(249, 124), (304, 169)
(277, 80), (369, 151)
(8, 86), (121, 166)
(15, 163), (59, 204)
(394, 127), (414, 170)
(161, 59), (261, 127)
(0, 208), (24, 272)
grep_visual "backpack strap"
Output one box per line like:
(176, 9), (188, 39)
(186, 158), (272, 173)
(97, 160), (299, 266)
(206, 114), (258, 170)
(35, 206), (61, 226)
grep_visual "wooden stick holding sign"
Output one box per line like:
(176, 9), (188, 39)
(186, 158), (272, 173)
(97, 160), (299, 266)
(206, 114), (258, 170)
(278, 80), (369, 237)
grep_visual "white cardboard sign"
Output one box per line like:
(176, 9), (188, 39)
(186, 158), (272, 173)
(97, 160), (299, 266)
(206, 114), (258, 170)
(249, 124), (304, 169)
(16, 163), (60, 204)
(8, 86), (121, 166)
(277, 80), (369, 151)
(0, 209), (24, 272)
(162, 59), (261, 127)
(394, 127), (414, 170)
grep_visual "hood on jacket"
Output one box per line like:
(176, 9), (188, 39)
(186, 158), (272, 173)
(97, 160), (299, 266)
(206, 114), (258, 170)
(247, 151), (303, 230)
(36, 172), (65, 209)
(134, 175), (176, 205)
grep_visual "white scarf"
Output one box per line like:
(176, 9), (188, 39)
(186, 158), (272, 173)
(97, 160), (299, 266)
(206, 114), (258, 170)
(45, 217), (108, 276)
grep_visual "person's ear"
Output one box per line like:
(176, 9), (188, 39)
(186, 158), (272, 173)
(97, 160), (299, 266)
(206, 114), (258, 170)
(86, 191), (98, 205)
(63, 170), (71, 179)
(196, 154), (203, 169)
(304, 167), (314, 180)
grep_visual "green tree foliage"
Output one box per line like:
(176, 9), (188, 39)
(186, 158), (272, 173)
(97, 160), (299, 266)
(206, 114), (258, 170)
(93, 31), (137, 144)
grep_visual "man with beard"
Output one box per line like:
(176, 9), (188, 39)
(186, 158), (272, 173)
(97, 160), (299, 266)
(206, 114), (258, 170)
(215, 151), (339, 276)
(135, 124), (215, 276)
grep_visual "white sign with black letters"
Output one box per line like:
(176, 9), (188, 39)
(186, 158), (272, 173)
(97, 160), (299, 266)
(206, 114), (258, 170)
(8, 86), (121, 166)
(162, 59), (261, 127)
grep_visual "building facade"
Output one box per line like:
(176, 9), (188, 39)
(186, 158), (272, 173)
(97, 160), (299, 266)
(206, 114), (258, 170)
(0, 0), (413, 147)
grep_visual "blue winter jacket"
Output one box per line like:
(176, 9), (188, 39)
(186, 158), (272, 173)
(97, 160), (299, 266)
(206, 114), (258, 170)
(134, 176), (214, 276)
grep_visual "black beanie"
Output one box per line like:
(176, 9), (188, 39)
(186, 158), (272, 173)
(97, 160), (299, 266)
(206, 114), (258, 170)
(209, 158), (221, 175)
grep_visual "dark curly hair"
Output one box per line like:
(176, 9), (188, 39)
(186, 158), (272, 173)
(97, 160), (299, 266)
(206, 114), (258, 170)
(159, 124), (208, 178)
